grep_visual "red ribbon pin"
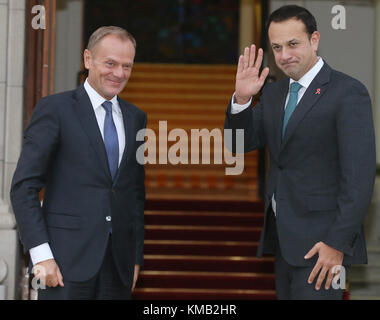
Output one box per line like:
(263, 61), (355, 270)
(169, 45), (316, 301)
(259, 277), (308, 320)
(315, 88), (321, 94)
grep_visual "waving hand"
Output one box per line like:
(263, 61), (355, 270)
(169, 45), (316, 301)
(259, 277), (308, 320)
(235, 44), (270, 105)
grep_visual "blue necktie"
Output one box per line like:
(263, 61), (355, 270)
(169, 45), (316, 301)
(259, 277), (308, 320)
(282, 82), (303, 137)
(101, 101), (119, 180)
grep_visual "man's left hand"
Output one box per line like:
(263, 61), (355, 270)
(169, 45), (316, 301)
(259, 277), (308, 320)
(304, 242), (344, 290)
(132, 264), (140, 291)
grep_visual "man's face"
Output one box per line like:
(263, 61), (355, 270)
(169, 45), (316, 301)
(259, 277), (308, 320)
(268, 18), (320, 80)
(84, 35), (135, 100)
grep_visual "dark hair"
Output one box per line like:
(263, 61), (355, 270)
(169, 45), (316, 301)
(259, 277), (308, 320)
(266, 5), (317, 37)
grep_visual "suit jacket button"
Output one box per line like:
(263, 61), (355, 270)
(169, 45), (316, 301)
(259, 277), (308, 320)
(106, 216), (112, 222)
(278, 166), (283, 170)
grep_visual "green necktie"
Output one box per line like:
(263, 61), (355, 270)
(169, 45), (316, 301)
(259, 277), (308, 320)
(282, 82), (303, 137)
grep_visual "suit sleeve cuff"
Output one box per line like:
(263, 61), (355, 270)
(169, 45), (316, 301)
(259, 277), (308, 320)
(230, 93), (252, 114)
(29, 243), (54, 265)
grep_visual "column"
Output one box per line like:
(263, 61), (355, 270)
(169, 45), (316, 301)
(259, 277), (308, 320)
(363, 0), (380, 247)
(239, 0), (255, 54)
(54, 0), (84, 93)
(374, 0), (380, 166)
(0, 0), (26, 300)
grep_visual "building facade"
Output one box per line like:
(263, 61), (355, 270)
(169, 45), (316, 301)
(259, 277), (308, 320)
(0, 0), (379, 299)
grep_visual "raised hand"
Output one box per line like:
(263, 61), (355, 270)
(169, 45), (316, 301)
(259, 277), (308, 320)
(235, 44), (270, 104)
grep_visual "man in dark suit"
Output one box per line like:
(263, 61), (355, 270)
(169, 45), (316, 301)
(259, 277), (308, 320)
(225, 5), (376, 299)
(10, 26), (146, 299)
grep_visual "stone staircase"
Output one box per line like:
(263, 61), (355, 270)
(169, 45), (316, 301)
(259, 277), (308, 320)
(120, 63), (259, 201)
(132, 200), (276, 300)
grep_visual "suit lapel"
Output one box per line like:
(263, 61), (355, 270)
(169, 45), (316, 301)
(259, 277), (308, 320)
(280, 63), (331, 152)
(73, 85), (113, 183)
(113, 98), (135, 186)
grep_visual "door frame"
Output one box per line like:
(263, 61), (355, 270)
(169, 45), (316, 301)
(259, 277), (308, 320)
(24, 0), (56, 127)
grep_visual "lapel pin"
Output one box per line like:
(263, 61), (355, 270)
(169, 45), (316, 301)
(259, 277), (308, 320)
(315, 88), (321, 95)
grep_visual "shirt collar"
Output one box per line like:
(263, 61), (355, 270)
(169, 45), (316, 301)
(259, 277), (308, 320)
(84, 78), (121, 114)
(289, 57), (324, 89)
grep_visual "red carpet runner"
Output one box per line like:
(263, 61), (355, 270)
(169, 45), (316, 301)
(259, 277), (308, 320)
(132, 199), (277, 300)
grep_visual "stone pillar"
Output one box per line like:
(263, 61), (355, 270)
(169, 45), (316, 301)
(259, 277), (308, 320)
(374, 0), (380, 165)
(364, 0), (380, 248)
(0, 0), (26, 299)
(54, 0), (84, 93)
(239, 0), (255, 54)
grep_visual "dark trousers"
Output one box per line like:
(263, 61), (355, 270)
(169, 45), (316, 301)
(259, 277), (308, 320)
(267, 208), (345, 300)
(38, 235), (132, 300)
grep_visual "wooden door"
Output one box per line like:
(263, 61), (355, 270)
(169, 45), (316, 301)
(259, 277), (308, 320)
(24, 0), (56, 127)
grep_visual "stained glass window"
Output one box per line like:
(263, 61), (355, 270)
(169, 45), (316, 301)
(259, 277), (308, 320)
(84, 0), (239, 64)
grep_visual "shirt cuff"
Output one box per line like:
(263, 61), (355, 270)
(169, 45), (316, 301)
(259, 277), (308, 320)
(29, 243), (54, 265)
(230, 93), (252, 114)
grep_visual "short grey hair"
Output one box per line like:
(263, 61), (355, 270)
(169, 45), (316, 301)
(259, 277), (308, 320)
(87, 26), (136, 52)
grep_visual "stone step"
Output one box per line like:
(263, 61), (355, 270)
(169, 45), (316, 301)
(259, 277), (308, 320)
(133, 287), (276, 300)
(349, 280), (380, 300)
(348, 245), (380, 299)
(146, 113), (227, 121)
(144, 240), (260, 256)
(126, 101), (229, 111)
(146, 170), (257, 180)
(146, 189), (260, 202)
(145, 225), (262, 242)
(126, 83), (234, 94)
(137, 271), (276, 290)
(350, 264), (380, 281)
(367, 246), (380, 263)
(142, 255), (274, 273)
(144, 210), (264, 227)
(131, 63), (236, 74)
(349, 295), (380, 300)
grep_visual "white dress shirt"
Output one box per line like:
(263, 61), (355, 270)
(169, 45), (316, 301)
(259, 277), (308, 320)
(230, 57), (324, 215)
(84, 79), (126, 165)
(29, 79), (126, 265)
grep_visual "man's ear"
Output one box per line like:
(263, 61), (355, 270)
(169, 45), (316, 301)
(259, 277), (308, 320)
(83, 49), (91, 70)
(310, 31), (320, 52)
